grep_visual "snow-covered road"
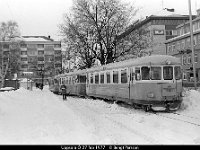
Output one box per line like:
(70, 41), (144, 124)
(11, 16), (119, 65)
(0, 86), (200, 144)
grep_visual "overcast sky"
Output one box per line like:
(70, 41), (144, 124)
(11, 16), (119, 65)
(0, 0), (199, 41)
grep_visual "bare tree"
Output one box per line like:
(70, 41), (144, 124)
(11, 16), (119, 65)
(59, 0), (138, 68)
(0, 20), (22, 88)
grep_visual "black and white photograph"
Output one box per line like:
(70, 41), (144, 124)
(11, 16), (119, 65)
(0, 0), (200, 146)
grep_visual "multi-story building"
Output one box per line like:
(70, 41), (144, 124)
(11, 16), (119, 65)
(117, 12), (193, 56)
(0, 36), (62, 83)
(165, 9), (200, 81)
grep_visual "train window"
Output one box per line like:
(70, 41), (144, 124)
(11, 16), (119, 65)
(163, 66), (173, 80)
(113, 71), (119, 83)
(80, 75), (86, 83)
(95, 73), (99, 84)
(69, 77), (71, 84)
(141, 67), (150, 80)
(151, 67), (161, 80)
(106, 72), (110, 83)
(135, 67), (141, 80)
(121, 69), (127, 83)
(100, 73), (104, 84)
(90, 73), (93, 84)
(175, 66), (182, 80)
(61, 78), (65, 84)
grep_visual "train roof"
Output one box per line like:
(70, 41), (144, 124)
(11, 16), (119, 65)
(86, 55), (181, 73)
(54, 69), (87, 78)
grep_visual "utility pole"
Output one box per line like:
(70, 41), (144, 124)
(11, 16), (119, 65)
(188, 0), (197, 89)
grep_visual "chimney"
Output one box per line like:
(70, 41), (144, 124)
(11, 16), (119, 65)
(48, 35), (51, 39)
(197, 8), (200, 16)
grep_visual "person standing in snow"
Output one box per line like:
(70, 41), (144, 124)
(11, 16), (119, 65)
(60, 84), (67, 100)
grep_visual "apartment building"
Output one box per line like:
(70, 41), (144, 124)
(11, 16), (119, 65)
(117, 13), (193, 56)
(0, 36), (62, 81)
(165, 9), (200, 81)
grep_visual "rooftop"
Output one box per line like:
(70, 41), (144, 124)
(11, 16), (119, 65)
(22, 36), (54, 42)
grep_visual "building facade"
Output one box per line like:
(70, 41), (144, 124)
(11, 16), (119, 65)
(0, 36), (62, 82)
(117, 13), (193, 57)
(165, 9), (200, 81)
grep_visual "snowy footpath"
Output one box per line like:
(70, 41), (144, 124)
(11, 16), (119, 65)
(0, 86), (200, 145)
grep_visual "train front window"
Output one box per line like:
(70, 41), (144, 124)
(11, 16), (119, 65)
(163, 66), (173, 80)
(175, 66), (182, 80)
(151, 67), (161, 80)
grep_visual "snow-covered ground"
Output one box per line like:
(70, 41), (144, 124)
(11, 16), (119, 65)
(0, 86), (200, 145)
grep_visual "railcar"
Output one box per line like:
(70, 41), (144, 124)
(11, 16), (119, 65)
(48, 75), (61, 94)
(49, 55), (183, 112)
(51, 69), (87, 96)
(86, 55), (183, 111)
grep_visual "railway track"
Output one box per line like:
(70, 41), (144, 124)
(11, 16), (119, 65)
(56, 93), (200, 127)
(153, 112), (200, 127)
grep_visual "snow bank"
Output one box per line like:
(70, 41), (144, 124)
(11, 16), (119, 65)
(179, 88), (200, 118)
(0, 86), (95, 144)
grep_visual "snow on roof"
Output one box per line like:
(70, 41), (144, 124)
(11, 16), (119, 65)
(22, 36), (54, 42)
(19, 78), (33, 82)
(23, 37), (49, 42)
(150, 9), (185, 17)
(87, 55), (181, 73)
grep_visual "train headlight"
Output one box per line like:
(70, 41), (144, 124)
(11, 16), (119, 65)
(147, 92), (155, 98)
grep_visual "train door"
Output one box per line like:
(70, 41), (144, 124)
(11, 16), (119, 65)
(129, 67), (142, 103)
(162, 66), (177, 97)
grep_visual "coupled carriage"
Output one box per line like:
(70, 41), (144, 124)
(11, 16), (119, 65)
(48, 55), (183, 112)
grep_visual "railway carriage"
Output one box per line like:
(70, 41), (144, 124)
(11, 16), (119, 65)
(48, 75), (60, 94)
(49, 55), (183, 111)
(52, 69), (87, 96)
(86, 55), (183, 111)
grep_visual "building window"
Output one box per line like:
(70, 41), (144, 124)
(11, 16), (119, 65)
(172, 43), (175, 52)
(184, 26), (190, 34)
(55, 50), (61, 55)
(168, 45), (172, 53)
(183, 56), (187, 65)
(186, 37), (191, 46)
(176, 42), (180, 51)
(3, 44), (9, 49)
(195, 54), (198, 63)
(54, 44), (61, 48)
(21, 51), (27, 55)
(198, 35), (200, 44)
(154, 30), (164, 35)
(21, 57), (27, 61)
(21, 64), (28, 68)
(37, 44), (44, 49)
(38, 51), (44, 55)
(194, 36), (197, 45)
(181, 40), (185, 49)
(55, 57), (61, 61)
(166, 30), (173, 36)
(20, 44), (27, 48)
(38, 57), (44, 61)
(188, 55), (192, 64)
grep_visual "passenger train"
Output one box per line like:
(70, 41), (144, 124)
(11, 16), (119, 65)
(48, 55), (183, 112)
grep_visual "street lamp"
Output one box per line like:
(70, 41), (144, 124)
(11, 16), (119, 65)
(188, 0), (197, 89)
(37, 66), (45, 90)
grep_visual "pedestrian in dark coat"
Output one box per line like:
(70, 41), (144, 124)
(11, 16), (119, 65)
(60, 84), (67, 100)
